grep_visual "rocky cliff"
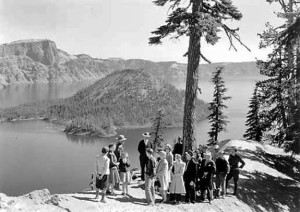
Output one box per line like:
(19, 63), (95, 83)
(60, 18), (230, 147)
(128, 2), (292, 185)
(0, 39), (261, 88)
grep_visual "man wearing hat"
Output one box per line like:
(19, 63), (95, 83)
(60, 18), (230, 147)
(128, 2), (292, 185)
(183, 150), (198, 204)
(138, 132), (154, 181)
(199, 151), (216, 203)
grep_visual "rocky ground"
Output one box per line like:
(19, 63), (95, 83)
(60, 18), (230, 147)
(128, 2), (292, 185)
(1, 139), (299, 212)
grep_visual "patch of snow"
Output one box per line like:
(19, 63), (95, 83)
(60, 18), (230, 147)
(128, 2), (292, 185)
(222, 139), (263, 152)
(243, 158), (294, 181)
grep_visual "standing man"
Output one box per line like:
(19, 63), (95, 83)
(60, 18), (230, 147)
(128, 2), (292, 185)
(138, 132), (153, 181)
(226, 147), (246, 195)
(145, 148), (157, 206)
(199, 152), (216, 203)
(215, 151), (229, 198)
(183, 151), (198, 204)
(173, 136), (183, 156)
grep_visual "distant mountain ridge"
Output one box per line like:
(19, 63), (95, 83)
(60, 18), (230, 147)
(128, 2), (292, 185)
(0, 39), (260, 88)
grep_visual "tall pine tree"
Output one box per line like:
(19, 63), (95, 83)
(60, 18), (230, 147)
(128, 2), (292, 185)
(207, 66), (231, 145)
(151, 108), (167, 151)
(244, 83), (263, 142)
(149, 0), (248, 152)
(256, 0), (299, 150)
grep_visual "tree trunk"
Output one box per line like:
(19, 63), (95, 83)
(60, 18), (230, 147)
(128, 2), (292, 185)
(182, 0), (202, 153)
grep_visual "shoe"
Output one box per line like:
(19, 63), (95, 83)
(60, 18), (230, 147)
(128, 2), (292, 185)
(106, 190), (111, 194)
(100, 199), (107, 203)
(191, 201), (195, 204)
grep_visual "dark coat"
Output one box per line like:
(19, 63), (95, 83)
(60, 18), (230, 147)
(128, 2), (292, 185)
(228, 154), (245, 170)
(173, 142), (183, 156)
(119, 158), (130, 172)
(199, 159), (216, 189)
(108, 151), (118, 169)
(138, 139), (153, 159)
(183, 159), (198, 183)
(145, 156), (156, 178)
(216, 157), (230, 173)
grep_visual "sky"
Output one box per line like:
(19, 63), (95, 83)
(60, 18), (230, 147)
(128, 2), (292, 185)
(0, 0), (282, 63)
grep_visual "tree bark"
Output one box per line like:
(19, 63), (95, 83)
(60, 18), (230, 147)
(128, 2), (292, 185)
(182, 0), (202, 153)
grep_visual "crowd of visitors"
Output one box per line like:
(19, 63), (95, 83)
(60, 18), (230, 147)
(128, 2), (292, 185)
(94, 133), (245, 205)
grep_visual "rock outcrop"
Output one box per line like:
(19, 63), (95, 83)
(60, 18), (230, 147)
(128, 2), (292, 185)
(0, 39), (261, 88)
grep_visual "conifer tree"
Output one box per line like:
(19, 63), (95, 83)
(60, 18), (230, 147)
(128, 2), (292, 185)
(244, 84), (263, 142)
(256, 0), (299, 149)
(207, 66), (231, 145)
(151, 108), (167, 150)
(149, 0), (248, 152)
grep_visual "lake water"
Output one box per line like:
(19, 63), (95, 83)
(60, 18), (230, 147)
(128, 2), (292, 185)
(0, 76), (261, 196)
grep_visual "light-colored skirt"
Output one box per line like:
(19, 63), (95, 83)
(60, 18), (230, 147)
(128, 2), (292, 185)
(169, 175), (186, 194)
(109, 167), (120, 185)
(120, 172), (130, 183)
(158, 173), (169, 191)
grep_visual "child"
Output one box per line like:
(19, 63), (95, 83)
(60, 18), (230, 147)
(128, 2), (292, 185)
(119, 152), (130, 196)
(156, 151), (169, 203)
(95, 146), (110, 203)
(107, 143), (120, 195)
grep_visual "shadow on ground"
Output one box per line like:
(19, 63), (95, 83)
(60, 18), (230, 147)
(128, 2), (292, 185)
(233, 147), (300, 212)
(107, 194), (147, 206)
(71, 195), (99, 203)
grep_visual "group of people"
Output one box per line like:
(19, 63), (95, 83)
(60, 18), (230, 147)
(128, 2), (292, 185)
(94, 133), (246, 205)
(94, 135), (130, 203)
(139, 136), (246, 205)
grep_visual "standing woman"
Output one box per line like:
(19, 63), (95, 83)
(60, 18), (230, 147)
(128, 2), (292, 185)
(169, 154), (186, 204)
(95, 147), (110, 203)
(156, 151), (169, 203)
(107, 143), (120, 195)
(165, 144), (173, 184)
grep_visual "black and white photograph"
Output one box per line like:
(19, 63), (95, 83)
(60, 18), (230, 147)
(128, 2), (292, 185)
(0, 0), (299, 211)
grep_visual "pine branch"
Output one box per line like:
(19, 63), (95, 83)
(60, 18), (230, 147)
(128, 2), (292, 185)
(200, 51), (212, 63)
(222, 24), (251, 51)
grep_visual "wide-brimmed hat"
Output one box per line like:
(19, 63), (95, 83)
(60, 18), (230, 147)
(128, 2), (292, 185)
(185, 150), (194, 157)
(142, 132), (151, 137)
(116, 135), (127, 141)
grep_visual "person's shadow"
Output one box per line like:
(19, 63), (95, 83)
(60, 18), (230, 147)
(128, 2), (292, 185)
(107, 194), (147, 206)
(71, 195), (100, 203)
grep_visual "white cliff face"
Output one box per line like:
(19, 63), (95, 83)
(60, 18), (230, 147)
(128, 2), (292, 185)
(0, 40), (110, 87)
(0, 39), (260, 88)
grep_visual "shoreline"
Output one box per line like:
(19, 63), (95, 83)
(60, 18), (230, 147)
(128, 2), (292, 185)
(0, 116), (206, 138)
(1, 139), (299, 212)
